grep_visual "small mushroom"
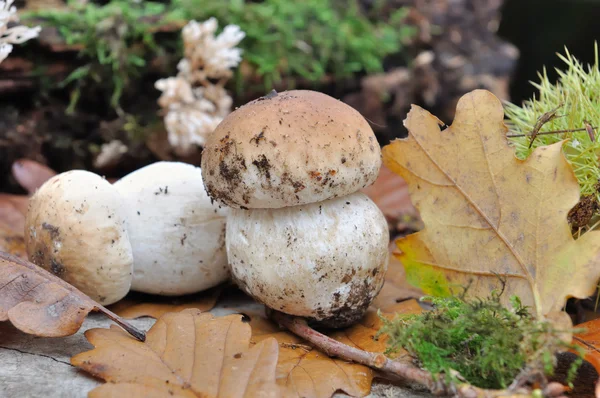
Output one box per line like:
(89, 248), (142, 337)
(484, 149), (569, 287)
(25, 170), (133, 305)
(114, 161), (229, 295)
(201, 90), (389, 327)
(25, 162), (230, 303)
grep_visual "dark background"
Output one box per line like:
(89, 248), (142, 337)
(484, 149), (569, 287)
(500, 0), (600, 103)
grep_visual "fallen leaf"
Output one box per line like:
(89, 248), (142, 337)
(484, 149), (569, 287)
(361, 165), (416, 220)
(0, 250), (96, 336)
(72, 309), (284, 398)
(0, 224), (26, 259)
(371, 250), (423, 311)
(0, 251), (144, 340)
(574, 318), (600, 374)
(109, 287), (223, 319)
(0, 194), (28, 259)
(382, 89), (600, 320)
(0, 159), (56, 257)
(11, 158), (57, 194)
(0, 193), (28, 233)
(244, 300), (421, 398)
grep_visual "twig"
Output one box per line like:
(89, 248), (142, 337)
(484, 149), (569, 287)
(272, 311), (567, 398)
(584, 120), (596, 142)
(506, 126), (597, 138)
(527, 103), (564, 148)
(97, 307), (146, 342)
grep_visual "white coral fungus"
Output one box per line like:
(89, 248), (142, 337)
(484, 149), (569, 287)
(94, 140), (128, 169)
(155, 18), (244, 156)
(178, 18), (245, 81)
(0, 0), (41, 64)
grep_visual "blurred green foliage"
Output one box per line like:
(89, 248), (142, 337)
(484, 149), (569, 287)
(24, 0), (415, 112)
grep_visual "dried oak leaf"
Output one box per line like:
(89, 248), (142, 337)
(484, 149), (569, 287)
(108, 287), (223, 319)
(245, 299), (421, 398)
(12, 159), (57, 195)
(0, 193), (28, 233)
(0, 224), (26, 259)
(361, 165), (416, 220)
(0, 160), (56, 258)
(72, 309), (284, 398)
(382, 89), (600, 322)
(573, 318), (600, 373)
(0, 251), (133, 337)
(371, 253), (423, 311)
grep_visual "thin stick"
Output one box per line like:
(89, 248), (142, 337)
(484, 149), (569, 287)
(527, 103), (564, 148)
(97, 307), (146, 342)
(506, 126), (597, 138)
(272, 311), (566, 397)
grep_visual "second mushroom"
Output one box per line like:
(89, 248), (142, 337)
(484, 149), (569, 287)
(201, 90), (389, 327)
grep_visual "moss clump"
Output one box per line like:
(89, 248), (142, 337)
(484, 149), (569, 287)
(24, 0), (415, 113)
(169, 0), (415, 89)
(505, 45), (600, 207)
(24, 1), (172, 113)
(379, 292), (582, 389)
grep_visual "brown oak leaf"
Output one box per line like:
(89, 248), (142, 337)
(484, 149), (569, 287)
(0, 224), (27, 259)
(573, 318), (600, 374)
(0, 159), (57, 258)
(0, 251), (142, 339)
(108, 286), (223, 319)
(12, 159), (57, 195)
(72, 309), (284, 398)
(361, 165), (416, 220)
(0, 193), (28, 233)
(244, 299), (421, 398)
(371, 253), (423, 311)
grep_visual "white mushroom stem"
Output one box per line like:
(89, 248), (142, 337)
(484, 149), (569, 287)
(227, 191), (389, 327)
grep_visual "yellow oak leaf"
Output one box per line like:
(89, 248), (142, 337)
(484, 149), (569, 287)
(382, 89), (600, 320)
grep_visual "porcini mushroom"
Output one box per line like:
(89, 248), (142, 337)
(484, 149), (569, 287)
(227, 192), (388, 327)
(201, 90), (389, 327)
(25, 162), (230, 303)
(201, 90), (382, 209)
(25, 170), (133, 305)
(114, 161), (229, 295)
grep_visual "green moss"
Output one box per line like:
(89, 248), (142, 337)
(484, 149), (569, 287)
(168, 0), (415, 90)
(505, 44), (600, 203)
(24, 0), (415, 112)
(379, 292), (583, 389)
(24, 1), (170, 113)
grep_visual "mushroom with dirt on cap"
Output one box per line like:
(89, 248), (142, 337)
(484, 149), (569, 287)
(201, 90), (389, 328)
(25, 162), (230, 304)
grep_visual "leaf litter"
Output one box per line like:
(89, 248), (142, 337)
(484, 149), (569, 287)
(382, 89), (600, 328)
(72, 309), (284, 398)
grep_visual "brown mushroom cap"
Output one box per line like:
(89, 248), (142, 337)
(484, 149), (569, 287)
(201, 90), (382, 208)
